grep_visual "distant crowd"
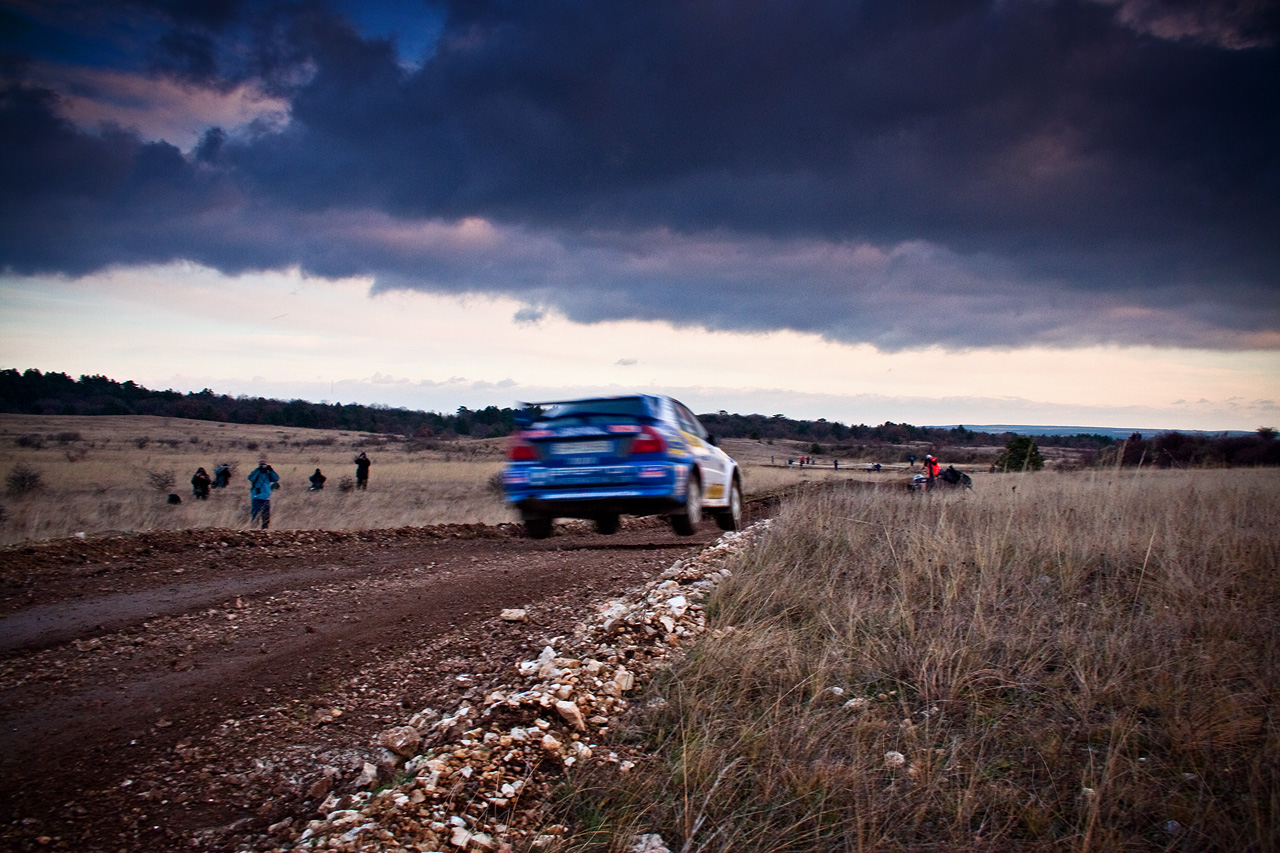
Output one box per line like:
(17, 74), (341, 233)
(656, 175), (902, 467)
(175, 451), (373, 529)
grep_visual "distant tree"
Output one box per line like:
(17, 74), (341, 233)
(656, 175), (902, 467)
(994, 436), (1044, 472)
(1258, 427), (1277, 441)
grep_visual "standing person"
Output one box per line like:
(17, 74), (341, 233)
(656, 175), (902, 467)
(923, 454), (942, 489)
(248, 459), (279, 528)
(309, 468), (326, 490)
(354, 452), (371, 490)
(191, 467), (211, 500)
(213, 463), (231, 489)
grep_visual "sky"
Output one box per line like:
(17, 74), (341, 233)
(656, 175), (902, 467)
(1, 0), (1277, 431)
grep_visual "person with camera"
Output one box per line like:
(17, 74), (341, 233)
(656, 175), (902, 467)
(248, 459), (280, 528)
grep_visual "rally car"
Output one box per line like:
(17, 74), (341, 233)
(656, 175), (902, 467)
(501, 395), (742, 539)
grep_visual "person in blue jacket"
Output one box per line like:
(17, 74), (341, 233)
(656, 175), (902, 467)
(248, 459), (280, 528)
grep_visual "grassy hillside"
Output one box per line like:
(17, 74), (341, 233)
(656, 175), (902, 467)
(557, 468), (1280, 851)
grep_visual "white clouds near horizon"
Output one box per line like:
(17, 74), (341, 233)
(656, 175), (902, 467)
(2, 264), (1275, 431)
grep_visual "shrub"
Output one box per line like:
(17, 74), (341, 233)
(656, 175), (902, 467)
(134, 436), (149, 449)
(338, 476), (355, 492)
(6, 464), (42, 497)
(994, 435), (1044, 472)
(16, 434), (44, 449)
(54, 431), (82, 443)
(145, 469), (175, 492)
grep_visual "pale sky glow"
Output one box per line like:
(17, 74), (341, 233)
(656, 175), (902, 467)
(1, 1), (1275, 433)
(3, 264), (1275, 431)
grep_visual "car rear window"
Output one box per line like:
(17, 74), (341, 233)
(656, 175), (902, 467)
(539, 398), (651, 421)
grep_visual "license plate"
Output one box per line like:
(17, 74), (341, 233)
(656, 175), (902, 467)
(551, 440), (612, 456)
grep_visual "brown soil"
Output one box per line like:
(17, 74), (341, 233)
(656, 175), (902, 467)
(0, 508), (767, 853)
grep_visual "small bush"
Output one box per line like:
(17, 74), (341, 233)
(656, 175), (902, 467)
(134, 436), (150, 449)
(246, 441), (259, 451)
(994, 435), (1045, 472)
(16, 434), (44, 449)
(188, 435), (200, 444)
(145, 469), (175, 492)
(338, 476), (355, 493)
(64, 448), (88, 463)
(6, 464), (42, 497)
(54, 431), (82, 444)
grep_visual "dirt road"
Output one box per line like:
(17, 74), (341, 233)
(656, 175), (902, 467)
(0, 514), (750, 852)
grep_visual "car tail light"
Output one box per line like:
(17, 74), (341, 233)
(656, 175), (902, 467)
(630, 425), (666, 454)
(508, 434), (539, 461)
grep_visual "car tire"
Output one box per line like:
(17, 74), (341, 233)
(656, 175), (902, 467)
(525, 517), (553, 539)
(714, 477), (742, 531)
(669, 474), (702, 536)
(594, 514), (620, 535)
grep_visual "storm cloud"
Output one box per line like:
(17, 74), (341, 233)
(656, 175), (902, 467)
(1, 0), (1276, 350)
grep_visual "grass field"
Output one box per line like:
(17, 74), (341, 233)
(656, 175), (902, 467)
(557, 467), (1280, 851)
(0, 414), (516, 544)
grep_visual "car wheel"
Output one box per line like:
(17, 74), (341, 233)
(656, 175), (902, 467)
(525, 517), (553, 539)
(714, 477), (742, 531)
(670, 474), (702, 536)
(594, 514), (620, 535)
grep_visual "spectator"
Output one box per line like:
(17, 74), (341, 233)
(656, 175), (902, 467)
(309, 468), (327, 491)
(354, 452), (371, 490)
(191, 467), (211, 500)
(248, 459), (279, 529)
(213, 463), (231, 489)
(923, 454), (942, 488)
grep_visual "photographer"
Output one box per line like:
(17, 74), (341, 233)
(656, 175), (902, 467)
(247, 459), (280, 528)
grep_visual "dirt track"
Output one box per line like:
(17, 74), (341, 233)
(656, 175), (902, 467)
(0, 513), (759, 852)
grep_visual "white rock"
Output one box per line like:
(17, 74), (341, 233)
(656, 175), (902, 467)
(667, 595), (688, 617)
(378, 725), (422, 757)
(500, 608), (528, 622)
(555, 699), (586, 731)
(355, 761), (379, 787)
(628, 833), (672, 853)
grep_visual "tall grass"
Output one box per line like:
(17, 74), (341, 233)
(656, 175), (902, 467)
(560, 469), (1280, 851)
(0, 414), (515, 543)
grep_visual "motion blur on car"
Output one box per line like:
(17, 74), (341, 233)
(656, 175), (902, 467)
(501, 395), (742, 538)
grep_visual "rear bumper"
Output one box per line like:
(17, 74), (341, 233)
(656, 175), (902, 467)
(503, 461), (688, 519)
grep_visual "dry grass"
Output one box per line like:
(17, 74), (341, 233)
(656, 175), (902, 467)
(0, 414), (515, 544)
(559, 468), (1280, 851)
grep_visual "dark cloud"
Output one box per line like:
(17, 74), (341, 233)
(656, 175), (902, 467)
(0, 0), (1276, 350)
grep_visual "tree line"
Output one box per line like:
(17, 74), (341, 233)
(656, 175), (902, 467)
(3, 368), (1275, 465)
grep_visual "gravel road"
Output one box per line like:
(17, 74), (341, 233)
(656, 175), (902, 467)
(0, 513), (758, 852)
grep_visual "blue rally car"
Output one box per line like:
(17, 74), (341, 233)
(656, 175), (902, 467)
(502, 394), (742, 539)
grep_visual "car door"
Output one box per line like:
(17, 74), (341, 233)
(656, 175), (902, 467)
(673, 401), (730, 504)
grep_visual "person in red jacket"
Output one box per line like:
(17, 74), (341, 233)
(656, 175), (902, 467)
(923, 454), (941, 488)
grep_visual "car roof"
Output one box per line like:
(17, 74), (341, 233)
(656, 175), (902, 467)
(521, 394), (665, 407)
